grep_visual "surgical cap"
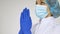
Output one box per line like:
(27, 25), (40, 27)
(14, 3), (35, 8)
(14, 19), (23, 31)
(46, 0), (60, 18)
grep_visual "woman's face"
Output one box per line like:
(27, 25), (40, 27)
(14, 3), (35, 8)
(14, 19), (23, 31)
(36, 0), (52, 17)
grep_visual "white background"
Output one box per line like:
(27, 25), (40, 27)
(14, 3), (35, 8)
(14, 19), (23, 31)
(0, 0), (60, 34)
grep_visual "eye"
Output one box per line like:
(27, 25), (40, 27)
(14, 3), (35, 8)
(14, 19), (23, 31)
(41, 2), (45, 5)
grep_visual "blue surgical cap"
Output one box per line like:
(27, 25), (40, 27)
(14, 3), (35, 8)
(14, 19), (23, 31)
(46, 0), (60, 18)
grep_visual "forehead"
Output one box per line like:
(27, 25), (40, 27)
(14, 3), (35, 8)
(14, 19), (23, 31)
(36, 0), (45, 1)
(36, 0), (46, 4)
(37, 0), (45, 1)
(38, 0), (44, 1)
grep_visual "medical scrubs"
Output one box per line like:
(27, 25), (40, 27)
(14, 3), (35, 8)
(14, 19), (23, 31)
(32, 17), (60, 34)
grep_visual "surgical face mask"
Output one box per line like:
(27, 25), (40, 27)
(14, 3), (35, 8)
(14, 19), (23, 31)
(35, 5), (48, 19)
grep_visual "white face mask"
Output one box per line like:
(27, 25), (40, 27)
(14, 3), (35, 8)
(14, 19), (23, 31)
(35, 5), (48, 19)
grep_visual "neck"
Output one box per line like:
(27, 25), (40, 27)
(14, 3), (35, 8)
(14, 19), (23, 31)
(46, 13), (51, 18)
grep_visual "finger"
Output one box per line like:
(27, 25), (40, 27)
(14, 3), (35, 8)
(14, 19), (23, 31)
(20, 8), (31, 22)
(23, 8), (30, 18)
(23, 8), (27, 14)
(20, 12), (24, 24)
(20, 8), (26, 22)
(21, 8), (28, 19)
(27, 9), (30, 16)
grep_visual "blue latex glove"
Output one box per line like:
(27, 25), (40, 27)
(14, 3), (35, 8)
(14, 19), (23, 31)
(19, 8), (32, 34)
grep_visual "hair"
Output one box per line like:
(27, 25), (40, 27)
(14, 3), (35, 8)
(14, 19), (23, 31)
(36, 1), (38, 4)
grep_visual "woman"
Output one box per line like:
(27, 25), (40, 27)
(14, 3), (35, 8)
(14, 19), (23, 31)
(32, 0), (60, 34)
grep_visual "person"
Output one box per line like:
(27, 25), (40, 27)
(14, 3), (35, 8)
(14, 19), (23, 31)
(19, 0), (60, 34)
(31, 0), (60, 34)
